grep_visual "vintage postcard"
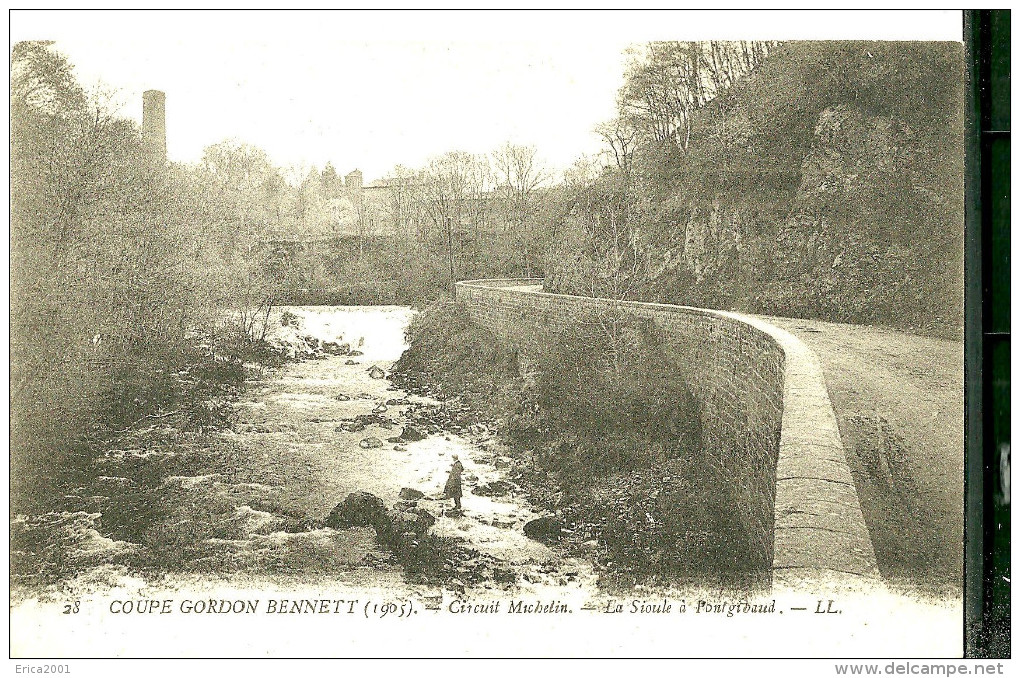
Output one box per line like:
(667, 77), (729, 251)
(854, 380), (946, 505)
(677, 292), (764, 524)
(9, 10), (970, 660)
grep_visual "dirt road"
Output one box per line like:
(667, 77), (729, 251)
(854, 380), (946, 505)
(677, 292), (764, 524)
(763, 316), (964, 598)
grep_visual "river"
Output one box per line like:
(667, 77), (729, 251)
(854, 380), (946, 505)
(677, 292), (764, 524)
(12, 306), (597, 656)
(235, 305), (595, 586)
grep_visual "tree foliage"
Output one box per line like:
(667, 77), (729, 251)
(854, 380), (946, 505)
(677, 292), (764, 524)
(10, 42), (281, 504)
(255, 143), (563, 303)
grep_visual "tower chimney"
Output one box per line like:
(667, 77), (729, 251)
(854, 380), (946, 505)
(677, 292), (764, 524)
(142, 89), (166, 162)
(345, 169), (364, 207)
(345, 169), (363, 192)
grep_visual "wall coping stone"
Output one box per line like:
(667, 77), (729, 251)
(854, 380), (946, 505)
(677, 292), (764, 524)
(455, 278), (883, 592)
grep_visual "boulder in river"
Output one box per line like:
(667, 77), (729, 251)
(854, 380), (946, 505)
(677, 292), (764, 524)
(322, 341), (351, 356)
(410, 507), (437, 530)
(523, 516), (565, 543)
(349, 350), (364, 357)
(473, 480), (513, 497)
(324, 491), (387, 529)
(345, 360), (359, 365)
(385, 507), (436, 535)
(374, 506), (437, 547)
(359, 437), (384, 449)
(333, 393), (352, 402)
(396, 425), (426, 443)
(399, 487), (425, 501)
(367, 365), (386, 379)
(338, 414), (394, 433)
(336, 420), (367, 433)
(372, 403), (388, 414)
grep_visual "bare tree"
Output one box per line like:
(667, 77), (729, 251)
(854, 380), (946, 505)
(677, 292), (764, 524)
(418, 151), (491, 287)
(618, 40), (777, 151)
(492, 142), (549, 276)
(595, 117), (638, 178)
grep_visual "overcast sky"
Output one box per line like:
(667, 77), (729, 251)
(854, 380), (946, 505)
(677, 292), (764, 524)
(11, 10), (962, 182)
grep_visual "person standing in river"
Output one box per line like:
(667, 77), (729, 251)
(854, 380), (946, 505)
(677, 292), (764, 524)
(444, 454), (464, 511)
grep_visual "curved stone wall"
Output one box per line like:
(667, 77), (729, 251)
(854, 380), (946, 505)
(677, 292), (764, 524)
(454, 278), (881, 590)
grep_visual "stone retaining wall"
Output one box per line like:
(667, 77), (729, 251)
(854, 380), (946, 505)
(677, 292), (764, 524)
(455, 278), (881, 590)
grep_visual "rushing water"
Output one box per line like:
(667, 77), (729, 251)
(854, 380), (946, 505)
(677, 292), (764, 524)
(15, 306), (597, 610)
(253, 305), (589, 574)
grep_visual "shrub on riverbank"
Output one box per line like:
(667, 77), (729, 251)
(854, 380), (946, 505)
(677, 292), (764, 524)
(392, 301), (764, 587)
(391, 299), (524, 417)
(10, 42), (288, 519)
(520, 310), (702, 482)
(8, 322), (315, 587)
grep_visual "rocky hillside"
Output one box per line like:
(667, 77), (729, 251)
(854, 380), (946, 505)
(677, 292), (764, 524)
(550, 41), (965, 336)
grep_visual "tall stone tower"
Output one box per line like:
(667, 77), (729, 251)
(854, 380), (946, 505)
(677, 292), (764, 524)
(345, 169), (363, 207)
(142, 89), (166, 162)
(345, 169), (363, 191)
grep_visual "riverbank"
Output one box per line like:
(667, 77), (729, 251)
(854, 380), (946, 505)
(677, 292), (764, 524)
(390, 300), (770, 592)
(11, 305), (597, 604)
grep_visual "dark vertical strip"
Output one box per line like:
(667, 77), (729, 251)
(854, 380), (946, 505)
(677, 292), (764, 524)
(966, 8), (1011, 659)
(981, 9), (1011, 660)
(963, 10), (985, 657)
(985, 340), (1011, 658)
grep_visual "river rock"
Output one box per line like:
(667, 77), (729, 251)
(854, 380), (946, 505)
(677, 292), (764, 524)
(372, 403), (388, 414)
(338, 414), (394, 433)
(396, 425), (426, 442)
(322, 341), (351, 356)
(386, 507), (436, 535)
(367, 365), (386, 379)
(394, 531), (420, 549)
(345, 360), (359, 365)
(336, 420), (367, 433)
(349, 350), (364, 357)
(375, 507), (437, 547)
(473, 480), (513, 497)
(324, 491), (387, 529)
(393, 444), (407, 452)
(333, 393), (352, 401)
(523, 516), (564, 543)
(399, 487), (425, 501)
(359, 437), (383, 449)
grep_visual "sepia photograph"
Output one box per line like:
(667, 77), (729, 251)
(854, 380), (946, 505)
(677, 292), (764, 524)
(9, 9), (972, 661)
